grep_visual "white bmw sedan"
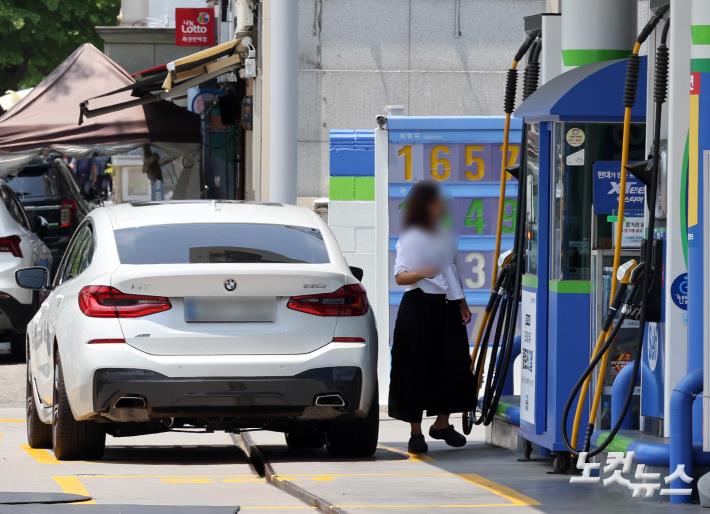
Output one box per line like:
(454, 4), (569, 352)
(18, 201), (378, 460)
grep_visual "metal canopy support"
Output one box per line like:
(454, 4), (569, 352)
(263, 0), (297, 204)
(79, 39), (246, 123)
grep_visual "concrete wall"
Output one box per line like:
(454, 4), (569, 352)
(97, 27), (204, 74)
(296, 0), (547, 199)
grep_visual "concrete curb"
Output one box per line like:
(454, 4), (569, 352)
(237, 432), (347, 514)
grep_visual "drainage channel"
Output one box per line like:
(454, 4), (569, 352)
(234, 432), (345, 514)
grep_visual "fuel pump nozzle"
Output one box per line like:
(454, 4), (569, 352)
(601, 259), (639, 331)
(619, 262), (646, 316)
(497, 249), (515, 269)
(470, 249), (515, 390)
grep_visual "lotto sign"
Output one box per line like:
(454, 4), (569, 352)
(176, 8), (215, 47)
(592, 161), (646, 215)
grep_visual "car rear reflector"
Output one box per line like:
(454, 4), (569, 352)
(87, 338), (126, 344)
(332, 337), (366, 343)
(0, 235), (23, 258)
(287, 284), (369, 317)
(79, 285), (171, 318)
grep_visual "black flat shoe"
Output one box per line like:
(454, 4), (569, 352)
(408, 433), (428, 454)
(429, 424), (467, 448)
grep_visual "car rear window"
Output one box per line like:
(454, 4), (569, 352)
(6, 166), (62, 199)
(114, 223), (330, 264)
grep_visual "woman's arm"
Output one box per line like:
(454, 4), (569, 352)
(395, 267), (438, 286)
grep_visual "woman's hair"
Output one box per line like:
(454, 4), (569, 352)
(403, 180), (441, 229)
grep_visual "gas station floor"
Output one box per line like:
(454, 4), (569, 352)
(246, 414), (693, 513)
(0, 406), (701, 513)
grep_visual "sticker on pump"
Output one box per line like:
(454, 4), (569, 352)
(566, 148), (585, 166)
(566, 127), (585, 147)
(670, 273), (688, 311)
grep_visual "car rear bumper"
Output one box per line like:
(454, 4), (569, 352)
(58, 328), (377, 421)
(93, 366), (362, 423)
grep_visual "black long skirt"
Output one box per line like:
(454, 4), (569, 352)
(388, 288), (476, 423)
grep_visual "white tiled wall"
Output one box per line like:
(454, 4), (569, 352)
(328, 201), (378, 311)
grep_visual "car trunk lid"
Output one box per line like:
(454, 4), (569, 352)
(110, 264), (345, 356)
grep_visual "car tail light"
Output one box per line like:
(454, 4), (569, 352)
(287, 284), (369, 317)
(332, 337), (366, 343)
(60, 199), (76, 229)
(79, 286), (171, 318)
(0, 235), (22, 258)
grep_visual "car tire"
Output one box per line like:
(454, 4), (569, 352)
(325, 387), (379, 458)
(26, 353), (52, 449)
(52, 357), (105, 460)
(285, 429), (326, 450)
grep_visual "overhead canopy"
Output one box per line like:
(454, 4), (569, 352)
(0, 43), (200, 168)
(80, 39), (246, 121)
(515, 57), (647, 123)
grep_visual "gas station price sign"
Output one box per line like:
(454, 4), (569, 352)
(389, 143), (519, 184)
(385, 117), (522, 344)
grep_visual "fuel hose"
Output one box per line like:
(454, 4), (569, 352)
(562, 9), (670, 457)
(463, 36), (541, 433)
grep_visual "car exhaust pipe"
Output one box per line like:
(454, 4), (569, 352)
(314, 394), (346, 407)
(113, 396), (147, 409)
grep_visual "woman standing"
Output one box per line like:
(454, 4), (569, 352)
(389, 181), (475, 454)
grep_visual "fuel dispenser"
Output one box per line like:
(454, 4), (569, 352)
(513, 58), (647, 471)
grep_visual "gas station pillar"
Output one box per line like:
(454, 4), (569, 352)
(561, 0), (636, 70)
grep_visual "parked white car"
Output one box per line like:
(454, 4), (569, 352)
(19, 201), (378, 460)
(0, 180), (52, 357)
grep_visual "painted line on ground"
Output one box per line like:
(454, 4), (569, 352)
(373, 444), (539, 508)
(461, 473), (539, 506)
(53, 476), (95, 505)
(237, 432), (346, 514)
(332, 503), (527, 509)
(0, 418), (25, 423)
(377, 443), (434, 462)
(237, 507), (316, 511)
(75, 473), (262, 485)
(269, 472), (537, 509)
(272, 472), (473, 478)
(21, 443), (59, 464)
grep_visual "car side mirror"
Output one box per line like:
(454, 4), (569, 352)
(349, 266), (364, 282)
(16, 267), (49, 290)
(33, 215), (49, 237)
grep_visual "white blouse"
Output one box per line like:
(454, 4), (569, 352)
(393, 227), (465, 301)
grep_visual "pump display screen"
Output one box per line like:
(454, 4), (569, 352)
(386, 118), (521, 344)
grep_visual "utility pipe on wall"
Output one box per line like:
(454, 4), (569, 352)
(263, 0), (297, 204)
(561, 0), (637, 69)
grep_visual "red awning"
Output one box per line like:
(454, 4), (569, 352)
(0, 44), (200, 153)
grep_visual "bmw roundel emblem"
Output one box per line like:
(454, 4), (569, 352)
(224, 279), (237, 291)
